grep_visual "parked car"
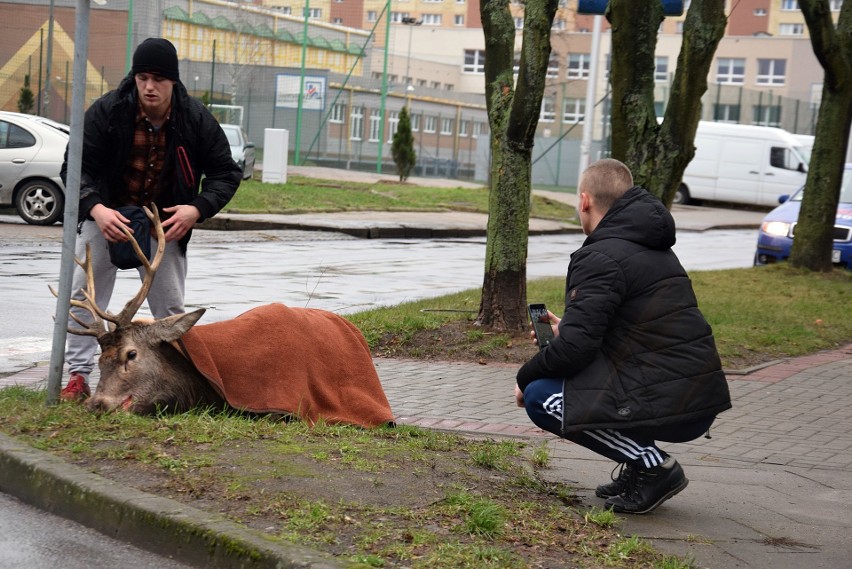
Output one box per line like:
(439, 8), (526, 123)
(219, 123), (255, 180)
(0, 111), (69, 225)
(754, 163), (852, 270)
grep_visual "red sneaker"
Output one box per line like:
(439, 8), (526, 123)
(60, 374), (91, 402)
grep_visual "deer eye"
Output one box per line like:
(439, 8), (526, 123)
(127, 350), (137, 361)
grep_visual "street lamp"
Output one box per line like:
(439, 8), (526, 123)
(401, 17), (421, 95)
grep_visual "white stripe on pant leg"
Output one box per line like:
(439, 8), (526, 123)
(542, 393), (563, 421)
(588, 429), (664, 468)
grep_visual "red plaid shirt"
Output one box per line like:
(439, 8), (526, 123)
(121, 103), (171, 206)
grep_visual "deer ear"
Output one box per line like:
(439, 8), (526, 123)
(147, 308), (206, 343)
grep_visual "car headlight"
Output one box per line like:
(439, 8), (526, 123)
(761, 221), (792, 237)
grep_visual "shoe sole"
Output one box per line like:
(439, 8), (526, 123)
(607, 477), (689, 515)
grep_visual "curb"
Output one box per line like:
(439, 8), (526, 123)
(0, 433), (342, 569)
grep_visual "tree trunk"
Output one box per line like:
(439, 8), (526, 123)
(790, 0), (852, 272)
(609, 0), (726, 208)
(477, 0), (558, 331)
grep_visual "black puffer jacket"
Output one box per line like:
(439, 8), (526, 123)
(62, 75), (241, 250)
(517, 186), (732, 434)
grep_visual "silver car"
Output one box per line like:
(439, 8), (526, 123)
(219, 123), (256, 180)
(0, 111), (68, 225)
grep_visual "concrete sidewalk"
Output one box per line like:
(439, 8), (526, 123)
(2, 344), (851, 568)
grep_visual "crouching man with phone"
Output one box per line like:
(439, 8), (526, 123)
(515, 159), (731, 515)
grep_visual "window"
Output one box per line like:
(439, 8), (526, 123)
(349, 106), (363, 140)
(330, 103), (345, 124)
(770, 146), (801, 170)
(754, 105), (782, 127)
(472, 122), (482, 138)
(0, 121), (36, 149)
(390, 12), (410, 23)
(781, 0), (799, 9)
(332, 17), (343, 24)
(387, 111), (399, 142)
(779, 23), (804, 35)
(277, 6), (292, 15)
(445, 84), (454, 91)
(753, 8), (767, 15)
(459, 120), (469, 137)
(367, 11), (377, 22)
(546, 57), (559, 79)
(757, 59), (786, 85)
(567, 53), (590, 78)
(424, 115), (436, 133)
(411, 113), (420, 132)
(369, 109), (382, 142)
(655, 56), (669, 83)
(540, 96), (555, 122)
(441, 118), (454, 135)
(514, 17), (524, 29)
(417, 78), (428, 87)
(716, 58), (745, 84)
(454, 14), (464, 26)
(676, 21), (684, 34)
(830, 0), (843, 10)
(308, 7), (322, 18)
(463, 49), (486, 73)
(422, 13), (442, 25)
(430, 81), (440, 89)
(552, 18), (566, 31)
(562, 98), (585, 123)
(713, 104), (740, 123)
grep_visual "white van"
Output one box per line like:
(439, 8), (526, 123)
(677, 121), (809, 207)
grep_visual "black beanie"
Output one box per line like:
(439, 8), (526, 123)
(131, 38), (180, 81)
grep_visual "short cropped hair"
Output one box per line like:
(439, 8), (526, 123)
(580, 158), (634, 211)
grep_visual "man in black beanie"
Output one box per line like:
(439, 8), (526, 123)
(59, 37), (242, 401)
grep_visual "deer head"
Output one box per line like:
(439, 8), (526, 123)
(53, 205), (224, 414)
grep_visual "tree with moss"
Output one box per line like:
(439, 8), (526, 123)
(477, 0), (559, 331)
(392, 106), (417, 182)
(18, 74), (35, 114)
(789, 0), (852, 272)
(608, 0), (727, 208)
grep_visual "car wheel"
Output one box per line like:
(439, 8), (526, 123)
(672, 184), (690, 205)
(15, 180), (64, 225)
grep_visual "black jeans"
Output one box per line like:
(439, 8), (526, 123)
(523, 377), (715, 468)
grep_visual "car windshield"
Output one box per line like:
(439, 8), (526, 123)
(221, 127), (241, 146)
(792, 168), (852, 202)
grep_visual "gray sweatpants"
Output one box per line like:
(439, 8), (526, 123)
(65, 219), (187, 377)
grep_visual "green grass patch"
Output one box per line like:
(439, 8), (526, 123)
(226, 176), (575, 221)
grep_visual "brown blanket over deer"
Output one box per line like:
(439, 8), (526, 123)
(176, 303), (395, 428)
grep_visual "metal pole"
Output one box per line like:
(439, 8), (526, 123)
(44, 0), (56, 119)
(63, 60), (69, 123)
(579, 15), (602, 173)
(47, 0), (90, 405)
(125, 0), (134, 73)
(209, 39), (216, 106)
(376, 0), (391, 173)
(37, 28), (44, 115)
(294, 0), (310, 165)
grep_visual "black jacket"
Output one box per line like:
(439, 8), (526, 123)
(61, 75), (241, 250)
(517, 186), (732, 434)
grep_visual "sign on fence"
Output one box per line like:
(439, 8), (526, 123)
(275, 74), (327, 110)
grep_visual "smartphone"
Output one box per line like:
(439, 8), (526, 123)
(528, 303), (555, 349)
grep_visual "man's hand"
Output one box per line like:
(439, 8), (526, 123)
(161, 205), (201, 242)
(529, 310), (561, 345)
(91, 204), (132, 243)
(514, 385), (525, 408)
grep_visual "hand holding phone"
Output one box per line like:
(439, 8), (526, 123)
(528, 303), (555, 349)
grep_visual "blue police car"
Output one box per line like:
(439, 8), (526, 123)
(754, 163), (852, 270)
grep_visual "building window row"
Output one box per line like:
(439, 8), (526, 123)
(341, 107), (484, 140)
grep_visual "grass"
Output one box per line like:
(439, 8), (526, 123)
(348, 264), (852, 370)
(225, 175), (576, 221)
(0, 388), (691, 569)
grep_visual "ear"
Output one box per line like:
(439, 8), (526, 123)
(579, 191), (592, 213)
(147, 308), (206, 343)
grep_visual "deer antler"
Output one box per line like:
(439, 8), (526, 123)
(112, 205), (166, 327)
(50, 204), (166, 337)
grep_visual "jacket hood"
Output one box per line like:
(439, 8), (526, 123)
(585, 185), (676, 250)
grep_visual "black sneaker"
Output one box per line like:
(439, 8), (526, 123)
(595, 463), (634, 499)
(604, 457), (688, 514)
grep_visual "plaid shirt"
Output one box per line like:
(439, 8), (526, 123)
(121, 104), (171, 206)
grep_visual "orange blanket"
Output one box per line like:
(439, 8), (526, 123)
(176, 303), (394, 428)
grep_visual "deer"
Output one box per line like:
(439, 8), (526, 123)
(53, 205), (395, 426)
(53, 205), (225, 414)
